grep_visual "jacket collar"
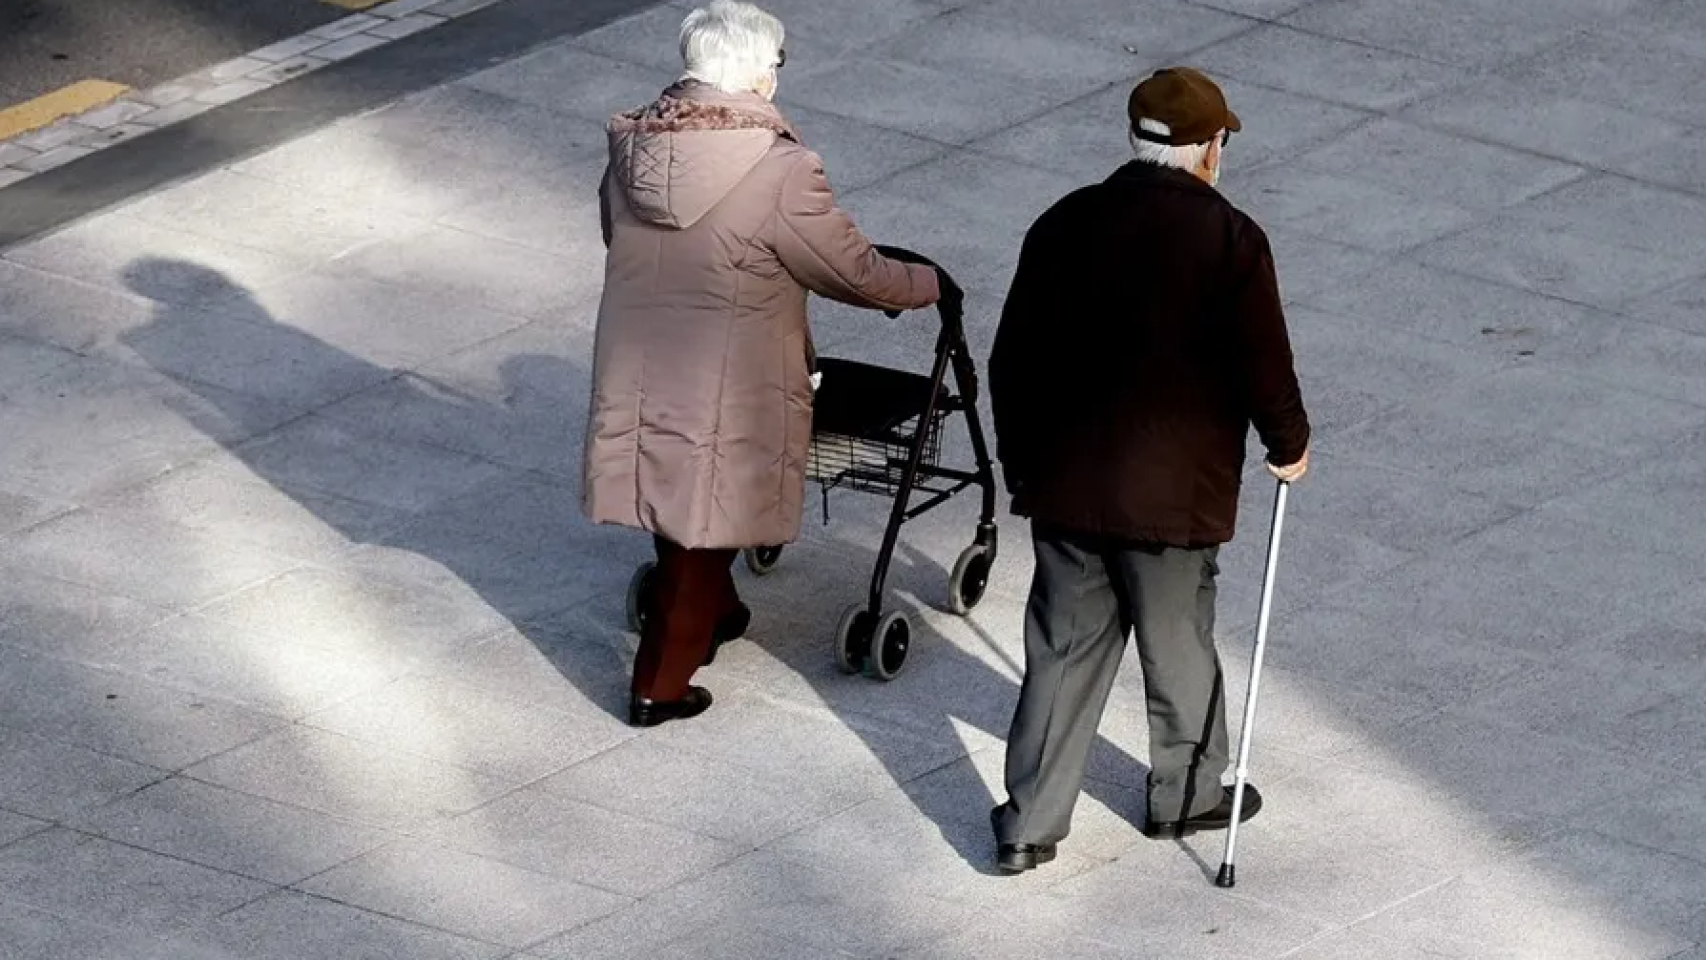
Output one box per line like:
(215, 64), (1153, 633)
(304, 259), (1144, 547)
(1106, 160), (1222, 199)
(661, 79), (801, 142)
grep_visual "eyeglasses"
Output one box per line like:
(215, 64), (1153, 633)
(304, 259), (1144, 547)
(776, 47), (786, 69)
(1220, 129), (1233, 148)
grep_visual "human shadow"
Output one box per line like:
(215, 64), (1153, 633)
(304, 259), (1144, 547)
(120, 256), (1159, 875)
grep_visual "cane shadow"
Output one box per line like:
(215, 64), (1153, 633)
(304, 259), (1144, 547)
(117, 257), (635, 718)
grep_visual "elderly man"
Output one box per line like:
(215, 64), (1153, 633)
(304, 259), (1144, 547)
(987, 67), (1310, 872)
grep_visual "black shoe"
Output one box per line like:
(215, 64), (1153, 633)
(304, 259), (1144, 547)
(704, 604), (751, 666)
(629, 686), (713, 728)
(991, 807), (1057, 874)
(1142, 785), (1263, 839)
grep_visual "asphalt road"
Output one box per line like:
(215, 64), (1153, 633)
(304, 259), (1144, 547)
(0, 0), (346, 107)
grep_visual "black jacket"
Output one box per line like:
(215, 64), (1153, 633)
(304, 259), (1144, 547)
(989, 161), (1309, 546)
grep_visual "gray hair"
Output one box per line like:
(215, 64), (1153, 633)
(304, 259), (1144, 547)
(679, 1), (786, 95)
(1128, 119), (1214, 172)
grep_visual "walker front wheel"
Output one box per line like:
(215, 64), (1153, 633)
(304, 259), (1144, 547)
(947, 543), (992, 615)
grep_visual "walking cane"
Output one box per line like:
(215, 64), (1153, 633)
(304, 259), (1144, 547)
(1215, 479), (1290, 889)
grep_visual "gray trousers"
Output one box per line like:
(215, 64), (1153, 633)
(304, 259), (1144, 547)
(995, 523), (1229, 846)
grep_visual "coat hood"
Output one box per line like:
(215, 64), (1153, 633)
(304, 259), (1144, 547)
(607, 82), (797, 230)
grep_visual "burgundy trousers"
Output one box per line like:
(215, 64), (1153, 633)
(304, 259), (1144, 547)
(631, 536), (740, 702)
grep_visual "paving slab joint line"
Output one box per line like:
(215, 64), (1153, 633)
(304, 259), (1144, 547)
(1271, 874), (1459, 957)
(0, 0), (513, 191)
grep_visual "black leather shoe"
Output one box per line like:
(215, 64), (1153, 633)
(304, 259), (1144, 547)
(704, 604), (752, 665)
(1142, 785), (1263, 839)
(629, 686), (713, 728)
(991, 807), (1057, 874)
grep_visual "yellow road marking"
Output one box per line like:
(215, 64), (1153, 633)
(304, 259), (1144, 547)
(321, 0), (387, 8)
(0, 79), (130, 141)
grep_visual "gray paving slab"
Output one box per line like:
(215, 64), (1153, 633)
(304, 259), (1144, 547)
(1301, 256), (1596, 351)
(537, 733), (877, 847)
(1493, 28), (1706, 129)
(68, 776), (392, 886)
(779, 59), (1067, 147)
(432, 166), (608, 259)
(0, 565), (171, 659)
(0, 507), (305, 611)
(182, 889), (503, 960)
(0, 354), (299, 503)
(192, 563), (509, 667)
(0, 644), (285, 771)
(1294, 116), (1586, 210)
(303, 673), (617, 783)
(0, 899), (237, 960)
(426, 788), (745, 898)
(5, 216), (306, 307)
(1231, 164), (1479, 253)
(178, 269), (535, 375)
(537, 849), (984, 959)
(1014, 859), (1327, 959)
(1300, 831), (1706, 960)
(0, 810), (49, 849)
(459, 46), (679, 125)
(315, 320), (596, 478)
(86, 454), (412, 566)
(0, 334), (79, 398)
(102, 612), (414, 720)
(0, 828), (273, 937)
(116, 169), (434, 266)
(1627, 274), (1706, 338)
(1281, 0), (1582, 67)
(298, 838), (632, 948)
(182, 726), (515, 830)
(108, 299), (399, 411)
(362, 83), (610, 173)
(1194, 23), (1465, 112)
(970, 0), (1253, 54)
(223, 415), (511, 515)
(323, 223), (594, 322)
(227, 125), (523, 222)
(1400, 75), (1689, 168)
(1458, 650), (1706, 778)
(0, 726), (166, 821)
(876, 7), (1143, 101)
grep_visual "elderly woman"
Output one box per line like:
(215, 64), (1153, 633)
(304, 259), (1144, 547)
(584, 0), (947, 727)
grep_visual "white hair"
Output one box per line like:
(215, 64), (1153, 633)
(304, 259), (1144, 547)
(679, 1), (786, 95)
(1128, 118), (1214, 172)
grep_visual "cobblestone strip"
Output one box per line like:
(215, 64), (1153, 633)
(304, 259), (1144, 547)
(0, 0), (506, 188)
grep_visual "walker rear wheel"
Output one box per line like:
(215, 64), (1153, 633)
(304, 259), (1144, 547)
(745, 545), (784, 576)
(866, 610), (912, 681)
(835, 604), (875, 675)
(625, 562), (656, 633)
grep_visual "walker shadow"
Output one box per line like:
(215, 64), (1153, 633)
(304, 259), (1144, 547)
(120, 257), (1159, 876)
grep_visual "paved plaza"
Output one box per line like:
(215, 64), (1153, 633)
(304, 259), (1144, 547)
(3, 0), (1706, 956)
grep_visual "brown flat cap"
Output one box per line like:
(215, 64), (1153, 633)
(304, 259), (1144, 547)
(1127, 67), (1241, 146)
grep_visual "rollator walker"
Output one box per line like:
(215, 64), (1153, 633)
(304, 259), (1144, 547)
(626, 248), (999, 681)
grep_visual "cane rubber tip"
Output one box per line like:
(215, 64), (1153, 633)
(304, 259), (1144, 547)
(1215, 864), (1236, 888)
